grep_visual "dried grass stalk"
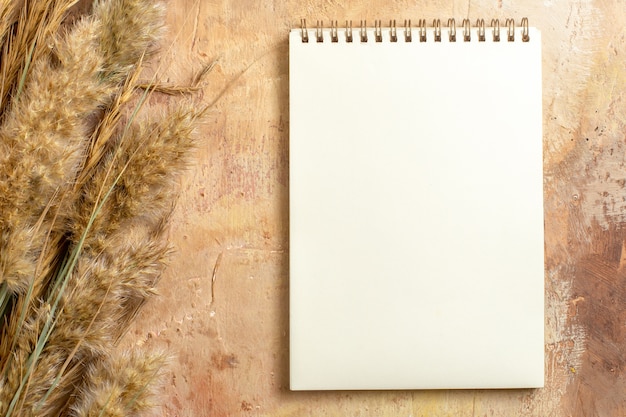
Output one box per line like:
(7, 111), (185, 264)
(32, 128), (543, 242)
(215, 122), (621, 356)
(0, 0), (208, 415)
(0, 10), (113, 295)
(70, 105), (198, 252)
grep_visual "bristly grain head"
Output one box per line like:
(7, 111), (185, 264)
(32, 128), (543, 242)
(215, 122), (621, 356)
(0, 9), (114, 295)
(69, 349), (168, 417)
(0, 0), (80, 116)
(93, 0), (166, 83)
(0, 1), (205, 415)
(53, 224), (172, 355)
(69, 103), (199, 253)
(0, 226), (36, 293)
(1, 215), (174, 415)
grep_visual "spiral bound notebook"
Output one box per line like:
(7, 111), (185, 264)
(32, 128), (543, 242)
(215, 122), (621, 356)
(289, 19), (544, 390)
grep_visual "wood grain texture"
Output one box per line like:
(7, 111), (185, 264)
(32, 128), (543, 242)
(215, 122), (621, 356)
(119, 0), (626, 415)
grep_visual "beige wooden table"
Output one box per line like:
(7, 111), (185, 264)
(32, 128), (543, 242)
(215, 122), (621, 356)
(123, 0), (626, 415)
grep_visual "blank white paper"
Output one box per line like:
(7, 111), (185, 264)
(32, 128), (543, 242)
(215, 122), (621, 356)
(289, 26), (544, 390)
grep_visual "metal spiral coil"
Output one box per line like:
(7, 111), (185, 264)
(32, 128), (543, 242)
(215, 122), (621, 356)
(299, 18), (531, 43)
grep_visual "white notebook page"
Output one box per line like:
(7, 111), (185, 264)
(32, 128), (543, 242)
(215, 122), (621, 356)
(289, 25), (544, 390)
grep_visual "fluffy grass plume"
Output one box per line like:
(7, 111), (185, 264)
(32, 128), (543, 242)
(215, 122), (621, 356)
(70, 350), (168, 417)
(0, 11), (113, 295)
(0, 0), (206, 415)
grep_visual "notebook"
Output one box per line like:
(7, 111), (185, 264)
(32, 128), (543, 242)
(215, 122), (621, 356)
(289, 19), (544, 390)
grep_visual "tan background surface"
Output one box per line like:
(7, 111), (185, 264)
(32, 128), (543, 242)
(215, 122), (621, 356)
(121, 0), (626, 415)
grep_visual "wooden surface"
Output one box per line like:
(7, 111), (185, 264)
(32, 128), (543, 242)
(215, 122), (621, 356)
(121, 0), (626, 415)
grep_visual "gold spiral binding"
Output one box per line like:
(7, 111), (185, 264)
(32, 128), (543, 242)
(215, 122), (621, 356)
(463, 19), (471, 41)
(418, 19), (427, 42)
(360, 20), (368, 42)
(375, 20), (383, 42)
(506, 18), (515, 41)
(316, 20), (323, 42)
(330, 20), (338, 42)
(491, 19), (500, 41)
(300, 19), (308, 43)
(404, 19), (412, 42)
(476, 18), (485, 42)
(448, 18), (456, 42)
(345, 20), (353, 42)
(297, 18), (529, 43)
(390, 20), (397, 42)
(433, 19), (441, 42)
(521, 17), (530, 42)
